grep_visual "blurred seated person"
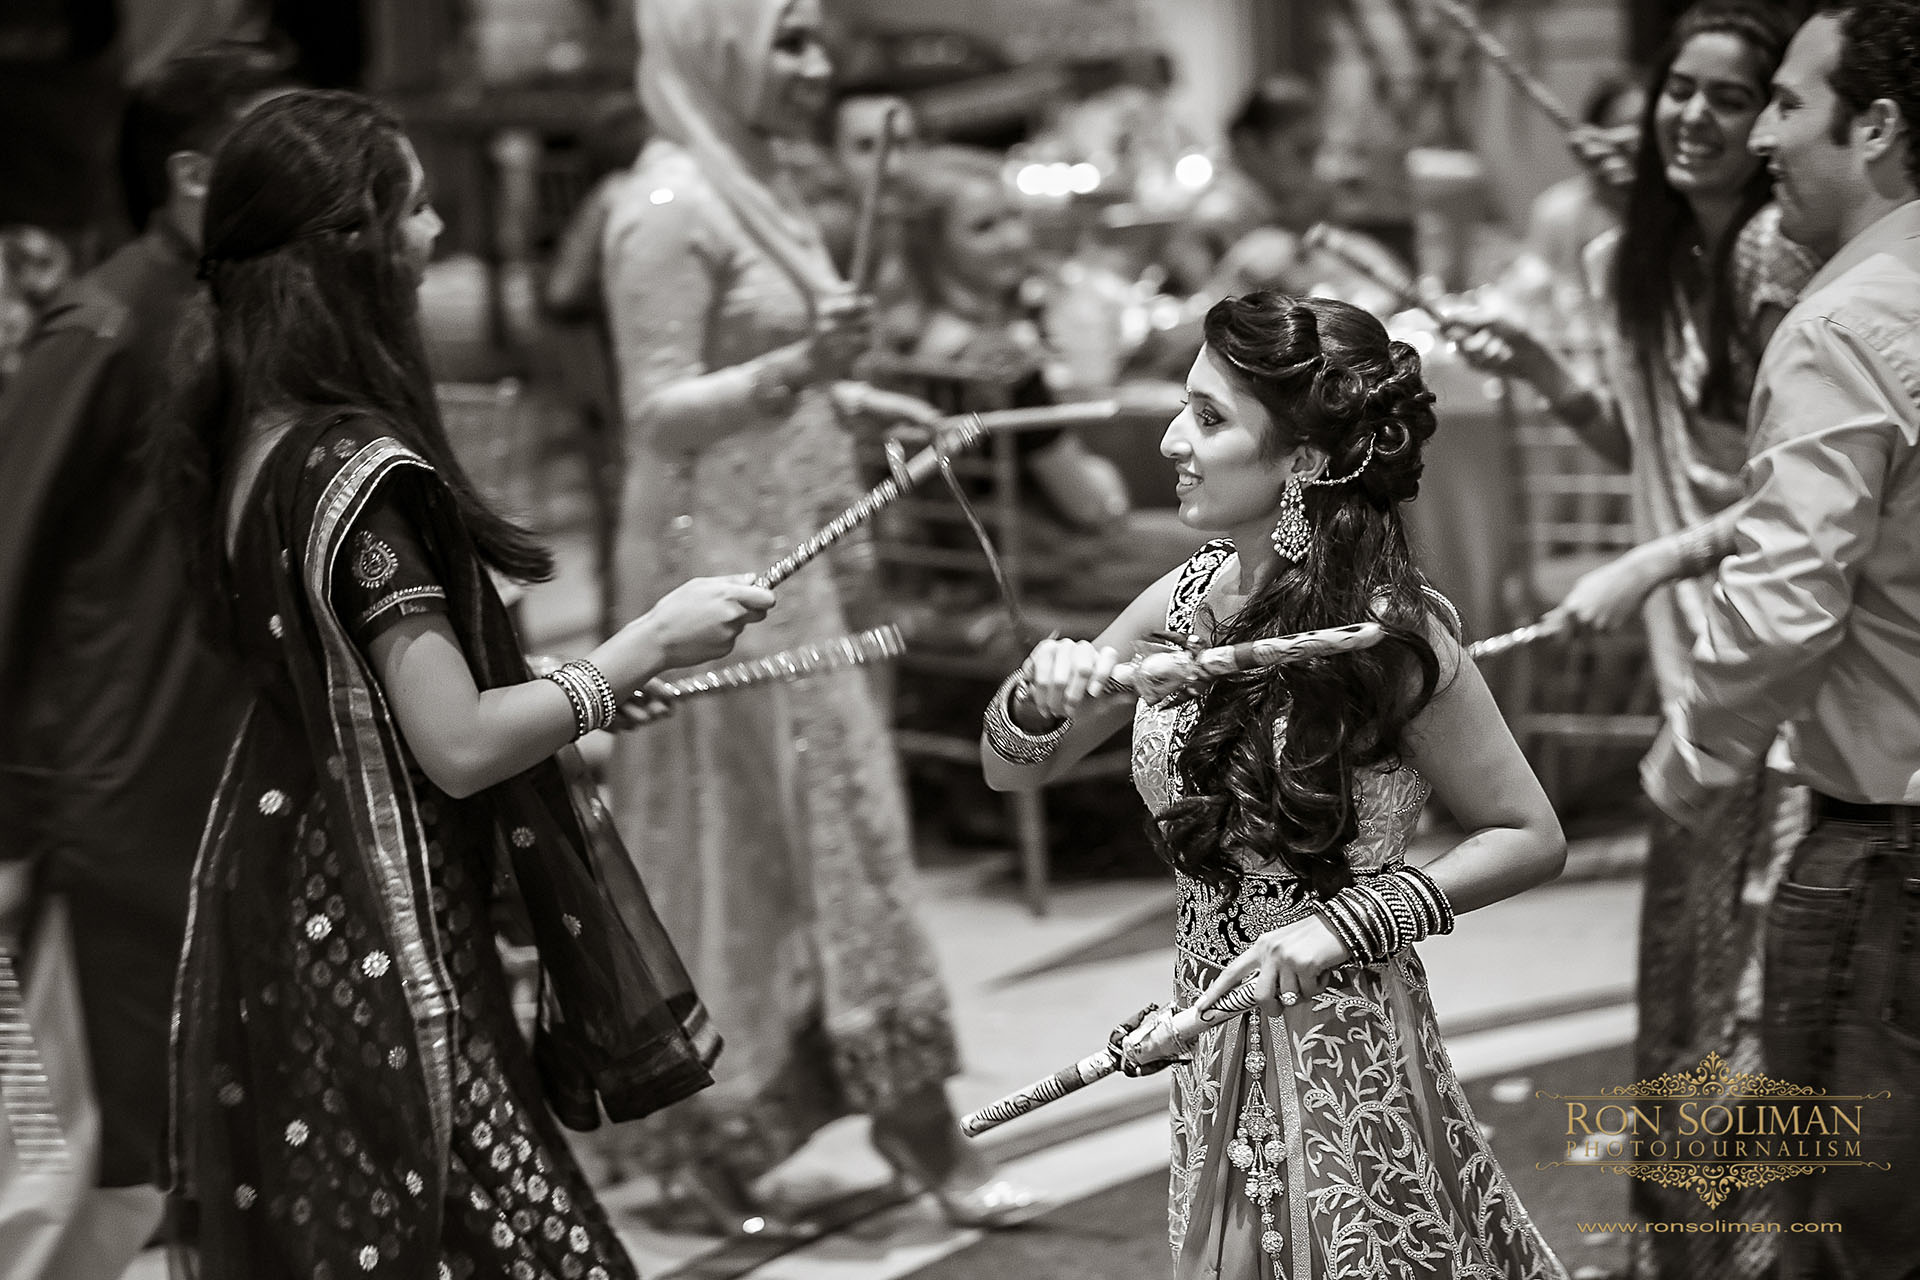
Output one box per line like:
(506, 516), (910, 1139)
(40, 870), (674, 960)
(1166, 75), (1410, 317)
(895, 146), (1130, 532)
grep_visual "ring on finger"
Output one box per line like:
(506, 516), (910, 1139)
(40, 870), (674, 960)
(1279, 991), (1298, 1007)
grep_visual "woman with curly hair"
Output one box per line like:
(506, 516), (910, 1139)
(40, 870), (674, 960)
(985, 293), (1571, 1278)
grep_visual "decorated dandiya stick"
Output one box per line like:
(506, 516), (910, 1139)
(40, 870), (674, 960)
(752, 400), (1123, 590)
(1465, 615), (1570, 662)
(961, 980), (1266, 1138)
(637, 624), (905, 705)
(1100, 622), (1388, 702)
(1422, 0), (1580, 136)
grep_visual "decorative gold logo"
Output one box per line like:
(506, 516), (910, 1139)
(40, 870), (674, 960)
(1535, 1052), (1891, 1207)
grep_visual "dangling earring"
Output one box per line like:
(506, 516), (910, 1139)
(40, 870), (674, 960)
(1271, 473), (1309, 561)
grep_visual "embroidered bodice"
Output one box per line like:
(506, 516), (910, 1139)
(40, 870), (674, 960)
(1131, 541), (1430, 960)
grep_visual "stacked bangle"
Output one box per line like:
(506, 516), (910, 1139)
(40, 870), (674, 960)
(543, 659), (618, 738)
(1313, 865), (1455, 965)
(982, 669), (1072, 766)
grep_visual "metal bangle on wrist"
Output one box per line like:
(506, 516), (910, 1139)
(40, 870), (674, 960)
(1313, 866), (1456, 966)
(983, 670), (1071, 766)
(543, 658), (617, 738)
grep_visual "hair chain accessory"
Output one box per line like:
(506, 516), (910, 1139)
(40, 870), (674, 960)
(1305, 435), (1376, 488)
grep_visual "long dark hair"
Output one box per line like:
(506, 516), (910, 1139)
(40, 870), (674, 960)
(165, 89), (551, 625)
(1154, 294), (1448, 901)
(1611, 1), (1797, 417)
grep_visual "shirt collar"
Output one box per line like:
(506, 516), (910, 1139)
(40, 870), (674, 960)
(1802, 198), (1920, 295)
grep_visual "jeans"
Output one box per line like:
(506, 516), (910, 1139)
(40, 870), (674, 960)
(1764, 813), (1920, 1280)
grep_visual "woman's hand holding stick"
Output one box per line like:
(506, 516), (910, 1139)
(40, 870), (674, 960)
(959, 980), (1266, 1137)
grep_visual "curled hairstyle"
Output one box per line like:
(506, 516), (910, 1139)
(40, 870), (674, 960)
(1819, 0), (1920, 191)
(165, 90), (550, 624)
(1612, 0), (1797, 418)
(1154, 294), (1449, 901)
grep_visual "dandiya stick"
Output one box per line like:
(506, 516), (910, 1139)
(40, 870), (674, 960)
(847, 102), (904, 293)
(961, 980), (1265, 1138)
(1465, 615), (1570, 662)
(1100, 622), (1387, 702)
(1301, 223), (1467, 338)
(753, 400), (1122, 589)
(636, 624), (905, 705)
(1422, 0), (1580, 136)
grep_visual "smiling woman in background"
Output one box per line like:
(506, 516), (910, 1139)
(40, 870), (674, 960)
(1454, 4), (1819, 1275)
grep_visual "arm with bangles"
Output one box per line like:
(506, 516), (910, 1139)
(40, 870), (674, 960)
(366, 575), (772, 799)
(979, 562), (1183, 792)
(1189, 620), (1567, 1022)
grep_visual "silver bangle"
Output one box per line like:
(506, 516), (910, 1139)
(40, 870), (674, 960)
(983, 670), (1071, 766)
(543, 659), (616, 738)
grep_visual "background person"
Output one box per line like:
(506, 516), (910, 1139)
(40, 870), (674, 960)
(1642, 3), (1920, 1273)
(601, 0), (1038, 1234)
(0, 43), (289, 1280)
(1453, 8), (1819, 1268)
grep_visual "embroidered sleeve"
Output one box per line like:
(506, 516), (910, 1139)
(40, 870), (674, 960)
(329, 481), (448, 650)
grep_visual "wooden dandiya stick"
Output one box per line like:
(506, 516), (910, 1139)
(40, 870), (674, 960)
(636, 624), (905, 705)
(1099, 622), (1388, 702)
(1465, 615), (1570, 662)
(752, 400), (1122, 590)
(961, 980), (1265, 1138)
(847, 102), (904, 293)
(1301, 222), (1466, 338)
(1422, 0), (1580, 136)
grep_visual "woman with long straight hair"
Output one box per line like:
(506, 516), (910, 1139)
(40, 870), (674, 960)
(164, 89), (774, 1278)
(1458, 5), (1817, 1273)
(987, 293), (1571, 1279)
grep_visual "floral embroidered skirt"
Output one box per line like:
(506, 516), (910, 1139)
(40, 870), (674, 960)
(1167, 932), (1569, 1279)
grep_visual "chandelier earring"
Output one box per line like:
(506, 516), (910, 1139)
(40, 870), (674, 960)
(1271, 473), (1310, 562)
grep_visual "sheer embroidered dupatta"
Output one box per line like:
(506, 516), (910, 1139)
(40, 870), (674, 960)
(172, 417), (718, 1276)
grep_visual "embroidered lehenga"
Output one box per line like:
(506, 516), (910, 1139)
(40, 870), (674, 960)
(1137, 541), (1568, 1280)
(171, 414), (720, 1279)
